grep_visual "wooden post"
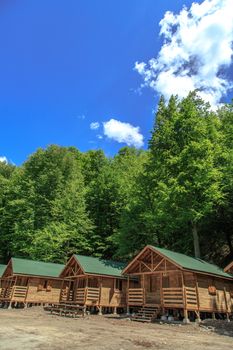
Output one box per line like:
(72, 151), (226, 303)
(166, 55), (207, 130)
(68, 280), (71, 302)
(223, 287), (230, 322)
(60, 279), (64, 302)
(83, 304), (87, 315)
(113, 306), (117, 315)
(160, 272), (164, 314)
(74, 279), (78, 303)
(126, 275), (130, 315)
(142, 274), (145, 305)
(195, 280), (201, 322)
(98, 306), (103, 315)
(84, 277), (88, 309)
(182, 272), (190, 323)
(98, 277), (102, 310)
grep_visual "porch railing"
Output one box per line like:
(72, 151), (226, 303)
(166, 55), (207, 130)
(162, 287), (184, 308)
(11, 286), (28, 302)
(76, 288), (86, 304)
(128, 287), (198, 309)
(185, 287), (198, 310)
(85, 287), (100, 305)
(0, 286), (13, 300)
(0, 285), (28, 302)
(128, 288), (144, 305)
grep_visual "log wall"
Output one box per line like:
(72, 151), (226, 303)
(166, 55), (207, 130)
(25, 277), (63, 304)
(99, 278), (127, 307)
(196, 274), (232, 313)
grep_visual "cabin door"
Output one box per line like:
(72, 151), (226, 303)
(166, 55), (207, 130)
(145, 275), (160, 305)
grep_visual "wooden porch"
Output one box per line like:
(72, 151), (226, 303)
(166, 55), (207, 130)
(60, 286), (101, 305)
(60, 282), (126, 307)
(0, 284), (28, 303)
(128, 286), (198, 310)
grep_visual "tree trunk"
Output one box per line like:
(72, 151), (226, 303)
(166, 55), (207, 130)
(192, 222), (200, 258)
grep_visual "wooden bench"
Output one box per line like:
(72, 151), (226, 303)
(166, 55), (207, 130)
(44, 303), (85, 318)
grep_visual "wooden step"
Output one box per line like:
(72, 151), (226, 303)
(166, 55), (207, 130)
(132, 318), (151, 323)
(131, 306), (159, 323)
(133, 316), (152, 321)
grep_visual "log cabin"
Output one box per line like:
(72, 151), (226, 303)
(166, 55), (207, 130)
(0, 257), (64, 307)
(123, 245), (233, 322)
(60, 254), (137, 314)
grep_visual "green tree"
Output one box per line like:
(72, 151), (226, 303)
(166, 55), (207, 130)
(0, 146), (93, 263)
(0, 161), (16, 261)
(148, 93), (223, 258)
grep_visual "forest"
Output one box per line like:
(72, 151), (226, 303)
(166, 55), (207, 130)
(0, 92), (232, 267)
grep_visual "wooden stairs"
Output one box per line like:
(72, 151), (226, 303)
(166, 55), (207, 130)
(131, 306), (159, 323)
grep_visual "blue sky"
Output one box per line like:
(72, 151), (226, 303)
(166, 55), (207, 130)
(1, 0), (232, 164)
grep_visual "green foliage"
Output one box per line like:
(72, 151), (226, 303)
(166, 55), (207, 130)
(0, 146), (93, 263)
(115, 93), (232, 263)
(0, 94), (232, 267)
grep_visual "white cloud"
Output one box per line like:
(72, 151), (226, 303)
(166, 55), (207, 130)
(135, 0), (233, 108)
(103, 119), (144, 148)
(90, 122), (100, 130)
(0, 156), (8, 163)
(97, 134), (103, 139)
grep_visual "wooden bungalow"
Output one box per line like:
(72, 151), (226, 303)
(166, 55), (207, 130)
(123, 245), (233, 322)
(0, 257), (64, 307)
(60, 254), (137, 314)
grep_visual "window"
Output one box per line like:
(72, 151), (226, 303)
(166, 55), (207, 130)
(115, 279), (123, 291)
(43, 280), (48, 289)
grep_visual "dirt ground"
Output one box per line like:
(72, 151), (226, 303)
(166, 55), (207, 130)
(0, 308), (233, 350)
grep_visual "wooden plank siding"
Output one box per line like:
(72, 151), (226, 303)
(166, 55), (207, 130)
(25, 277), (62, 304)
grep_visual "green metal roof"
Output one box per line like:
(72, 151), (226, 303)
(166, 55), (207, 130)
(74, 254), (126, 278)
(11, 258), (64, 278)
(150, 246), (233, 280)
(0, 264), (6, 277)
